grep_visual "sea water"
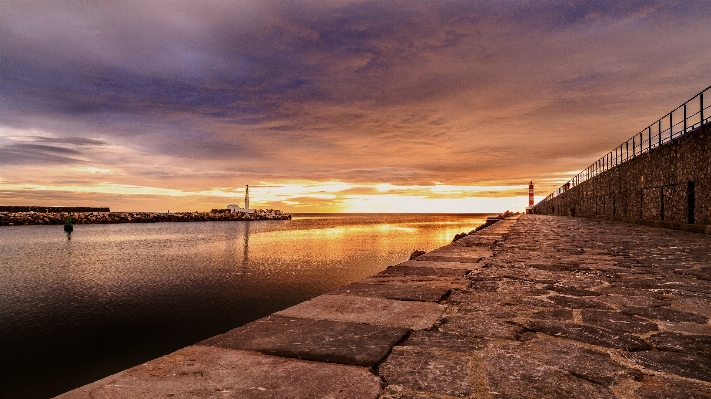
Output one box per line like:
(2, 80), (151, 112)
(0, 213), (489, 398)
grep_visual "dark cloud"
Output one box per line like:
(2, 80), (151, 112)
(1, 0), (710, 210)
(0, 143), (85, 166)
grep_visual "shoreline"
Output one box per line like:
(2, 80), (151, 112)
(0, 210), (291, 226)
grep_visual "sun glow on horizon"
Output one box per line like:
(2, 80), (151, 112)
(0, 178), (538, 213)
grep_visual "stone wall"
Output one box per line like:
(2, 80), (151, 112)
(533, 123), (711, 230)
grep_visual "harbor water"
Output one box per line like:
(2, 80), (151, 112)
(0, 213), (490, 398)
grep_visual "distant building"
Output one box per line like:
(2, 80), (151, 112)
(227, 204), (243, 213)
(226, 185), (255, 214)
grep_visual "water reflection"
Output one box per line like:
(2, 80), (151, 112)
(0, 213), (490, 399)
(242, 221), (250, 268)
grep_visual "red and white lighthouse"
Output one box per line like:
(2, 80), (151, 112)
(528, 181), (534, 210)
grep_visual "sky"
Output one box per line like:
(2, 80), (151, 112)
(1, 1), (710, 213)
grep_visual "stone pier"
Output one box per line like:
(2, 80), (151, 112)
(56, 215), (711, 398)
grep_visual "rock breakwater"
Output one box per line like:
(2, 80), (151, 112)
(0, 209), (290, 226)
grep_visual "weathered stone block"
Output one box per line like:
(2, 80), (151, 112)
(646, 332), (711, 356)
(482, 343), (618, 399)
(525, 321), (651, 351)
(581, 310), (658, 333)
(620, 306), (708, 324)
(56, 346), (381, 399)
(276, 294), (445, 330)
(623, 351), (711, 382)
(378, 346), (475, 398)
(199, 315), (409, 367)
(330, 282), (450, 302)
(401, 330), (488, 353)
(380, 265), (469, 277)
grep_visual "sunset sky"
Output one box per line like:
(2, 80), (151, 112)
(1, 1), (710, 212)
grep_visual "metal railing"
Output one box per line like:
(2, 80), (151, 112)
(536, 85), (711, 206)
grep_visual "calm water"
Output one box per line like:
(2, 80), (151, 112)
(0, 213), (489, 398)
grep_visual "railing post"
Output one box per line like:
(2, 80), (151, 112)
(626, 141), (629, 160)
(701, 92), (704, 125)
(639, 132), (643, 153)
(648, 126), (652, 150)
(670, 112), (673, 140)
(632, 137), (635, 157)
(683, 103), (687, 133)
(658, 119), (662, 146)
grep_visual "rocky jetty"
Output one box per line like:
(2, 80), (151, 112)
(0, 209), (290, 226)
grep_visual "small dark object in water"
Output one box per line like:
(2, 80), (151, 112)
(409, 250), (426, 259)
(64, 212), (73, 232)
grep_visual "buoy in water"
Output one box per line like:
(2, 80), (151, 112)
(64, 212), (73, 232)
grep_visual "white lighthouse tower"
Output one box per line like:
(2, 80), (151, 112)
(245, 185), (250, 211)
(226, 184), (255, 214)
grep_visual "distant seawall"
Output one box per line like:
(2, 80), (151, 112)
(0, 206), (110, 213)
(533, 123), (710, 233)
(0, 210), (291, 226)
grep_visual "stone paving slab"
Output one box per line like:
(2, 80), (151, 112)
(412, 255), (482, 263)
(56, 345), (381, 399)
(378, 346), (477, 398)
(358, 273), (471, 290)
(422, 246), (494, 258)
(481, 344), (619, 399)
(329, 273), (468, 302)
(276, 294), (445, 330)
(329, 281), (450, 302)
(634, 376), (711, 399)
(199, 315), (409, 367)
(623, 351), (711, 382)
(399, 259), (479, 270)
(447, 235), (498, 247)
(380, 265), (469, 277)
(400, 330), (488, 353)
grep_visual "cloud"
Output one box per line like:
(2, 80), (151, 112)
(1, 1), (710, 211)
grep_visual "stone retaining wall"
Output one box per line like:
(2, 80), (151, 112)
(533, 123), (711, 231)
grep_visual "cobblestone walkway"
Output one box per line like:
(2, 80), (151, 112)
(57, 215), (711, 399)
(379, 215), (711, 398)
